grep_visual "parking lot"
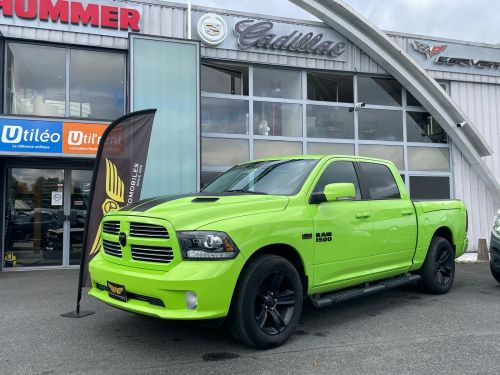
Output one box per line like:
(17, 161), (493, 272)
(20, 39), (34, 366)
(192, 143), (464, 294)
(0, 263), (499, 375)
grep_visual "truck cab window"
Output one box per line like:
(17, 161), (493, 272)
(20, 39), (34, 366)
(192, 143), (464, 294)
(313, 161), (361, 200)
(358, 162), (400, 200)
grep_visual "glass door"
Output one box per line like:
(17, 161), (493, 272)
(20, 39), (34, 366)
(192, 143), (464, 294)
(4, 168), (65, 267)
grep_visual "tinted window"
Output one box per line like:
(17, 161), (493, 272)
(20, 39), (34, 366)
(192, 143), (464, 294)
(313, 161), (361, 200)
(203, 159), (318, 196)
(7, 43), (66, 116)
(410, 176), (450, 199)
(70, 49), (125, 120)
(253, 68), (301, 99)
(201, 62), (249, 95)
(358, 77), (402, 106)
(307, 105), (354, 139)
(307, 72), (354, 103)
(359, 162), (400, 200)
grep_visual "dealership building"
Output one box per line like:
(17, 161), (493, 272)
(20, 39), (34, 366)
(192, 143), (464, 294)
(0, 0), (499, 270)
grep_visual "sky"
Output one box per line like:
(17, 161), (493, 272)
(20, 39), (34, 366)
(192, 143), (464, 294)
(175, 0), (500, 44)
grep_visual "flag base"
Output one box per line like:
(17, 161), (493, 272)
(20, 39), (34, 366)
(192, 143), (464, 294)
(61, 310), (95, 318)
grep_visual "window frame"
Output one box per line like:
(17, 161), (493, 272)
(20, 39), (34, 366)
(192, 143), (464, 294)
(3, 40), (127, 122)
(309, 160), (362, 203)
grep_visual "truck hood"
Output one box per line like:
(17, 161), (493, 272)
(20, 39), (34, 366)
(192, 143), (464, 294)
(107, 193), (290, 230)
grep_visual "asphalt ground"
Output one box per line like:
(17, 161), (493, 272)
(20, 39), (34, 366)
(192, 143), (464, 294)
(0, 263), (499, 375)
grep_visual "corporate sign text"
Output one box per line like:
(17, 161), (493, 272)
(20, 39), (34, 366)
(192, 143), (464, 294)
(410, 39), (500, 77)
(234, 20), (346, 58)
(0, 118), (107, 155)
(192, 11), (348, 62)
(0, 0), (141, 35)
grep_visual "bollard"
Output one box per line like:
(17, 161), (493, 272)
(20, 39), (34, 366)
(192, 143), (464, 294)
(477, 238), (490, 262)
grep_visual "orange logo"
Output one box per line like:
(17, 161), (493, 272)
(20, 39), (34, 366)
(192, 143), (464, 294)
(62, 122), (108, 154)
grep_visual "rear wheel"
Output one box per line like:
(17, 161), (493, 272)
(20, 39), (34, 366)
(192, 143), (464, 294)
(491, 262), (500, 283)
(420, 236), (455, 294)
(229, 255), (303, 349)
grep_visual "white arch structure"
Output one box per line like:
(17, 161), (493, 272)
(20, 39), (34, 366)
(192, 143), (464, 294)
(291, 0), (500, 199)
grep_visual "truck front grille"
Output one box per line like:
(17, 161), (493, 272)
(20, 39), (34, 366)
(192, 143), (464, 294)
(103, 239), (122, 257)
(130, 222), (169, 239)
(103, 221), (120, 235)
(130, 245), (174, 263)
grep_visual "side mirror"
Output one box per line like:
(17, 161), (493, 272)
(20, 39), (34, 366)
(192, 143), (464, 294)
(324, 183), (356, 202)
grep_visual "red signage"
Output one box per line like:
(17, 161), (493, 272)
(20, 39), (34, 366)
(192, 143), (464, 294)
(0, 0), (141, 31)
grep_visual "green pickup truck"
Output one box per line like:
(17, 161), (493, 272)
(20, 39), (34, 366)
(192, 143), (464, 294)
(89, 155), (468, 348)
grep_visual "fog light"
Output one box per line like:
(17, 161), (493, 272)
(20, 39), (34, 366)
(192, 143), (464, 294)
(186, 291), (198, 310)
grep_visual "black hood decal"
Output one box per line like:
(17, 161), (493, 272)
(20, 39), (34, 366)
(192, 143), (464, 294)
(120, 192), (255, 212)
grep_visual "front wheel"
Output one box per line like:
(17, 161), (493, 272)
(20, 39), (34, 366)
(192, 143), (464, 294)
(229, 255), (303, 349)
(491, 262), (500, 283)
(420, 236), (455, 294)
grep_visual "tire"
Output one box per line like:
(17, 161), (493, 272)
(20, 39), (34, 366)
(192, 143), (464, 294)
(491, 262), (500, 284)
(419, 236), (455, 294)
(229, 255), (303, 349)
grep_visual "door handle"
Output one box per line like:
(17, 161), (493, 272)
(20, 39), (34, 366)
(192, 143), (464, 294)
(401, 210), (414, 216)
(355, 212), (371, 219)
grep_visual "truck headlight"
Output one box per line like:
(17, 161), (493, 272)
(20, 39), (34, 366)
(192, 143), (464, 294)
(493, 214), (500, 238)
(177, 231), (239, 260)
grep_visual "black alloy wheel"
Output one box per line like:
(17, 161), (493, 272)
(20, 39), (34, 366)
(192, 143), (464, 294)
(435, 245), (453, 287)
(229, 254), (303, 349)
(420, 236), (455, 294)
(254, 272), (296, 335)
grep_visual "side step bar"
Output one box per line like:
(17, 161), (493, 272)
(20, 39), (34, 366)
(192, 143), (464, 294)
(311, 273), (422, 308)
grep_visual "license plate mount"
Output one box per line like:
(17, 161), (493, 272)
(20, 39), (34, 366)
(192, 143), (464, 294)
(107, 281), (128, 302)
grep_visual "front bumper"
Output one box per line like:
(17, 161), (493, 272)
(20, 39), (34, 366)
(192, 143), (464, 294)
(490, 234), (500, 271)
(89, 252), (245, 320)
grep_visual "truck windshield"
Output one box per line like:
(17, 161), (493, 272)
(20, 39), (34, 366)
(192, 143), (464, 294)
(202, 159), (319, 196)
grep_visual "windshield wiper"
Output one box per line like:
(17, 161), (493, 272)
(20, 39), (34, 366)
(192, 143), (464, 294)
(224, 189), (268, 195)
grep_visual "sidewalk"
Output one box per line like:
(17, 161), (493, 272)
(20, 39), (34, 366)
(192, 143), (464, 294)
(456, 252), (487, 263)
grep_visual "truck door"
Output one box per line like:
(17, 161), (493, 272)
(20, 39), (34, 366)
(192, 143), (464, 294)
(309, 161), (374, 289)
(356, 162), (417, 273)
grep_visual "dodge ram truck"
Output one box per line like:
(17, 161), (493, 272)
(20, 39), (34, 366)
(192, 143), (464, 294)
(89, 155), (468, 348)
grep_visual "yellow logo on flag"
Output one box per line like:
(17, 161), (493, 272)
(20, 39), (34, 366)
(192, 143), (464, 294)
(89, 159), (125, 255)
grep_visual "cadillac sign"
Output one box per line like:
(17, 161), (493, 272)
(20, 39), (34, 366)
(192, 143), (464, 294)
(192, 11), (348, 61)
(234, 20), (346, 58)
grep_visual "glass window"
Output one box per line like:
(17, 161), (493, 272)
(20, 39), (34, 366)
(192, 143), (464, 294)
(201, 62), (249, 95)
(307, 72), (353, 103)
(307, 142), (354, 155)
(202, 137), (249, 166)
(254, 140), (302, 159)
(201, 171), (224, 189)
(406, 91), (422, 107)
(409, 176), (450, 199)
(254, 102), (302, 137)
(408, 147), (450, 171)
(307, 105), (354, 139)
(202, 159), (318, 196)
(358, 77), (402, 106)
(358, 162), (401, 200)
(407, 112), (447, 144)
(70, 50), (125, 120)
(253, 67), (301, 99)
(313, 161), (361, 200)
(202, 97), (249, 134)
(359, 144), (404, 170)
(6, 43), (66, 116)
(358, 109), (403, 141)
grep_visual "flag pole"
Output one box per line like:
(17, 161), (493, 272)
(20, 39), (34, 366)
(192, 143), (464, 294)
(61, 109), (157, 319)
